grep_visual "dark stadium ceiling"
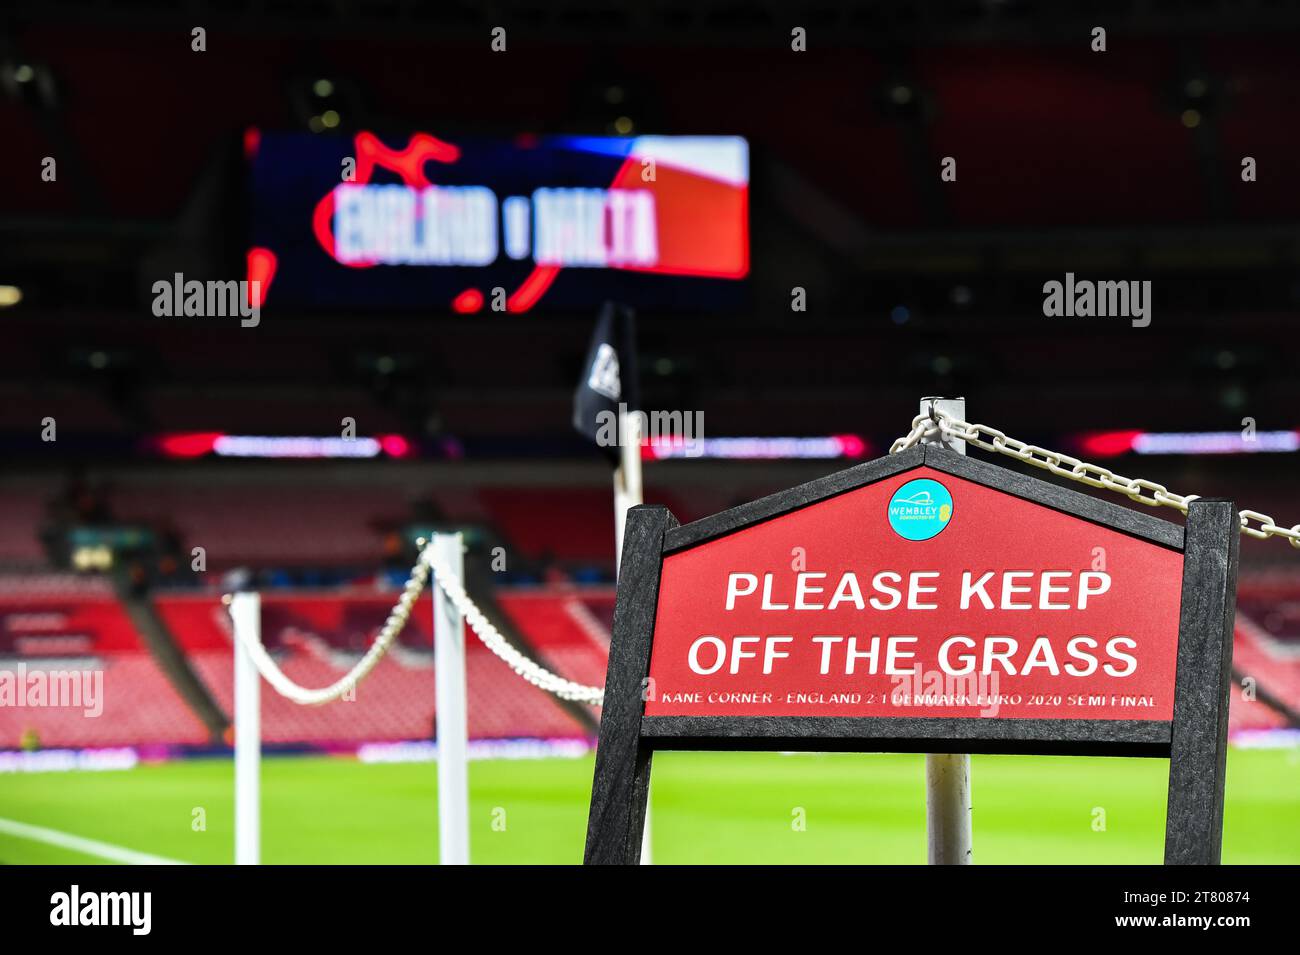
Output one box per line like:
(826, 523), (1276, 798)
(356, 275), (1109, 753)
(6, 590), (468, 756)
(5, 0), (1300, 42)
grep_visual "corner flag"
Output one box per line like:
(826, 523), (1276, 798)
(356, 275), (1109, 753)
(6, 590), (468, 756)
(572, 301), (639, 464)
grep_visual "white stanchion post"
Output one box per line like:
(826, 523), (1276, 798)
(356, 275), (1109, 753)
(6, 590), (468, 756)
(919, 396), (973, 865)
(433, 533), (470, 865)
(230, 591), (261, 866)
(612, 410), (653, 865)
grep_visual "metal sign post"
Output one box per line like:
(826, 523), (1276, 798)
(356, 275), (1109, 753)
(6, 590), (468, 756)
(918, 397), (973, 865)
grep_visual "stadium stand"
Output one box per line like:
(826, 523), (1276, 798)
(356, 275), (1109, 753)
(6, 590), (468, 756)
(0, 482), (51, 565)
(479, 489), (615, 562)
(111, 483), (407, 569)
(496, 590), (615, 691)
(1230, 576), (1300, 731)
(0, 575), (209, 748)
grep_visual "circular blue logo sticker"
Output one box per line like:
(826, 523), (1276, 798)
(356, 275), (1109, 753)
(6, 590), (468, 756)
(887, 478), (954, 541)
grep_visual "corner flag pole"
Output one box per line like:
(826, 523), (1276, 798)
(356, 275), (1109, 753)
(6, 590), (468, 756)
(230, 591), (261, 866)
(919, 396), (974, 865)
(612, 410), (653, 865)
(613, 412), (643, 575)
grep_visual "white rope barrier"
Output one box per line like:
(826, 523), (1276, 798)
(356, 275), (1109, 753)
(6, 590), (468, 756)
(228, 541), (605, 707)
(424, 546), (605, 706)
(228, 554), (430, 706)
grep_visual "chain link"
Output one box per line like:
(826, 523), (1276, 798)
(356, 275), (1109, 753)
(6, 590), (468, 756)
(891, 411), (1300, 548)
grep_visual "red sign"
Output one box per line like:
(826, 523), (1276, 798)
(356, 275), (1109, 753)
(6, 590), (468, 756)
(645, 466), (1184, 721)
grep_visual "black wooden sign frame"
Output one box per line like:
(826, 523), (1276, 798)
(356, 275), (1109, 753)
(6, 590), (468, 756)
(583, 444), (1239, 865)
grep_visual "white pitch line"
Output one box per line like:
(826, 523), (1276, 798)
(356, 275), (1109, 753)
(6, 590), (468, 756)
(0, 817), (189, 865)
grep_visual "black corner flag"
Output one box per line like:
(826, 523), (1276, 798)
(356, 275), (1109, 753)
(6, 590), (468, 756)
(573, 301), (639, 464)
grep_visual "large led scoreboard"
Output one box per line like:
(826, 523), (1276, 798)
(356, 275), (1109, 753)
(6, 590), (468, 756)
(248, 131), (749, 312)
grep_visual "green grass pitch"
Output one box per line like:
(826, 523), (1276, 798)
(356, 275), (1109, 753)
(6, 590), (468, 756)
(1, 747), (1296, 864)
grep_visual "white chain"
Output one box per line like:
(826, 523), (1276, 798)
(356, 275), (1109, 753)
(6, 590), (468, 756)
(891, 410), (1300, 548)
(228, 543), (605, 707)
